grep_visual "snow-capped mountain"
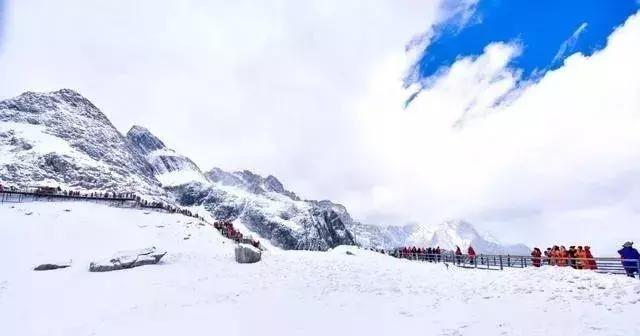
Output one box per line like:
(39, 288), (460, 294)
(205, 168), (300, 200)
(0, 89), (353, 250)
(125, 125), (355, 250)
(0, 89), (163, 195)
(352, 220), (530, 255)
(168, 178), (355, 250)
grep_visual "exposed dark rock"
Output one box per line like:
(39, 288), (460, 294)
(34, 262), (71, 271)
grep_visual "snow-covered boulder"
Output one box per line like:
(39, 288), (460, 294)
(89, 247), (167, 272)
(234, 244), (261, 264)
(33, 261), (71, 271)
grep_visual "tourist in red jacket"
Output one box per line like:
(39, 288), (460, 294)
(467, 246), (477, 263)
(530, 248), (542, 267)
(584, 246), (597, 270)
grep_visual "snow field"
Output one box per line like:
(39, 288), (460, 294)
(1, 202), (639, 336)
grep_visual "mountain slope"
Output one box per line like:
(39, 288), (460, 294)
(0, 89), (353, 250)
(0, 89), (162, 194)
(168, 178), (355, 250)
(125, 124), (355, 250)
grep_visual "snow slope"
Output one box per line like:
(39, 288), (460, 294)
(2, 202), (639, 336)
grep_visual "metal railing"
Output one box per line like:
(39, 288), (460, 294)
(0, 190), (136, 204)
(392, 252), (640, 278)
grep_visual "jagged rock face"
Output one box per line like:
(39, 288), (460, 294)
(0, 89), (162, 194)
(169, 181), (355, 250)
(126, 126), (206, 186)
(126, 125), (166, 155)
(205, 168), (300, 200)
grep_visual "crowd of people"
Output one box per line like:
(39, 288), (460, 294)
(391, 245), (478, 264)
(389, 242), (640, 278)
(213, 220), (261, 248)
(530, 245), (597, 269)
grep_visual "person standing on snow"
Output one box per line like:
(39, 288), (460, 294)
(455, 246), (463, 265)
(467, 246), (477, 264)
(558, 246), (569, 267)
(618, 242), (640, 278)
(531, 248), (542, 267)
(575, 246), (586, 269)
(568, 246), (578, 269)
(584, 246), (597, 270)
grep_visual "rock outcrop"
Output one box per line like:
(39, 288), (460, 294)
(33, 262), (71, 271)
(234, 244), (262, 263)
(89, 247), (167, 272)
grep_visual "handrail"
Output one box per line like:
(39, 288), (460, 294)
(0, 190), (136, 202)
(389, 252), (640, 277)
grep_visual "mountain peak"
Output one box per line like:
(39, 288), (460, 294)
(1, 89), (104, 121)
(126, 125), (167, 154)
(51, 88), (84, 98)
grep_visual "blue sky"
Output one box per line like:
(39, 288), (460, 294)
(408, 0), (639, 99)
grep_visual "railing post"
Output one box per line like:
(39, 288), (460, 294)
(499, 256), (503, 270)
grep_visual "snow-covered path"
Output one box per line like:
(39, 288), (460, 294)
(1, 202), (639, 336)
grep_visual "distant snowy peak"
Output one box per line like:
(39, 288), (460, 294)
(353, 219), (529, 255)
(205, 168), (300, 200)
(126, 126), (207, 187)
(410, 219), (530, 255)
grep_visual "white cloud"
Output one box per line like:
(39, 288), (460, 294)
(353, 12), (640, 255)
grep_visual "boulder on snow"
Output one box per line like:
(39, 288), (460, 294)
(235, 244), (262, 264)
(34, 261), (71, 271)
(89, 247), (167, 272)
